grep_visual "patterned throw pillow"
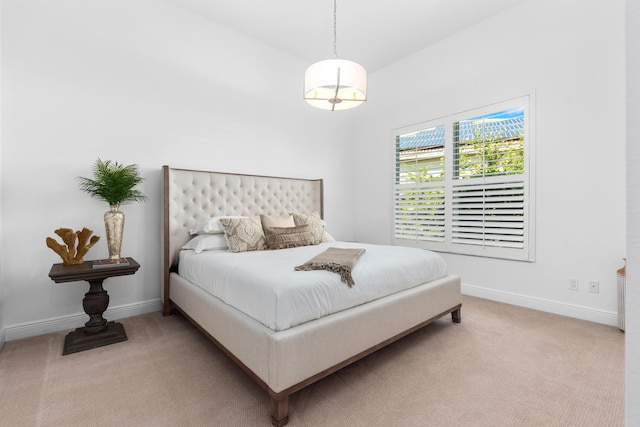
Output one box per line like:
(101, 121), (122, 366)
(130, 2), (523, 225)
(264, 224), (315, 250)
(291, 211), (326, 245)
(219, 216), (266, 253)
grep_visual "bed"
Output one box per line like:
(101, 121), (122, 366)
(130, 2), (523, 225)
(162, 166), (462, 426)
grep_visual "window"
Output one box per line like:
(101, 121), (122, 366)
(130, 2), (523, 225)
(393, 96), (534, 261)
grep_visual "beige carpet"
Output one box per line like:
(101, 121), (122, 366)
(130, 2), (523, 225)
(0, 296), (624, 427)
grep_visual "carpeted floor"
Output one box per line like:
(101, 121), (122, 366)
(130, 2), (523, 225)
(0, 296), (624, 427)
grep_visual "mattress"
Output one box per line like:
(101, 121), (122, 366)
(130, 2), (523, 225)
(178, 241), (448, 331)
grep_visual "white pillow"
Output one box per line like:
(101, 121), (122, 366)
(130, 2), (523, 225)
(190, 216), (244, 235)
(260, 214), (295, 229)
(182, 234), (228, 253)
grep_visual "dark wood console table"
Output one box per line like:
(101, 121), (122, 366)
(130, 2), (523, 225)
(48, 257), (140, 355)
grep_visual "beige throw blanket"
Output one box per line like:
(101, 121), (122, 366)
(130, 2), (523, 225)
(295, 247), (366, 287)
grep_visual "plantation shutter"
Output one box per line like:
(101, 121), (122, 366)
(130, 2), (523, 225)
(450, 109), (527, 255)
(394, 125), (446, 242)
(451, 180), (525, 248)
(392, 96), (533, 261)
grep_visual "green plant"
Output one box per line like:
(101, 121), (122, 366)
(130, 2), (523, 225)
(77, 159), (146, 206)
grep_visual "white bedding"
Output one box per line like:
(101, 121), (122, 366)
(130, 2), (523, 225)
(178, 241), (448, 332)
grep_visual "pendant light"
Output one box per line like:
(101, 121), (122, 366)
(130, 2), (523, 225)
(304, 0), (367, 111)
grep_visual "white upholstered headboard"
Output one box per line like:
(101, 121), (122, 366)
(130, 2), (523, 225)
(162, 166), (323, 311)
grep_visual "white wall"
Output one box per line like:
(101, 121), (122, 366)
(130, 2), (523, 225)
(353, 0), (626, 325)
(1, 0), (356, 340)
(626, 0), (640, 424)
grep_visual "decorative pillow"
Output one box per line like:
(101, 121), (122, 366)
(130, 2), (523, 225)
(291, 211), (327, 245)
(190, 216), (244, 235)
(182, 234), (228, 253)
(264, 224), (315, 250)
(260, 214), (295, 229)
(219, 216), (266, 253)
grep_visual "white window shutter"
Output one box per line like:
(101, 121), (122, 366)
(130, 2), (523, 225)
(392, 96), (534, 261)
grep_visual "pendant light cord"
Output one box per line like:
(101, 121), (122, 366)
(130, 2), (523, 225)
(333, 0), (338, 58)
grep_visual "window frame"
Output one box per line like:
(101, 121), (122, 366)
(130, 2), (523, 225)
(392, 95), (535, 262)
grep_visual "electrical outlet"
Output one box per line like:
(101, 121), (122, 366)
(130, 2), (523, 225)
(569, 277), (579, 291)
(589, 281), (600, 294)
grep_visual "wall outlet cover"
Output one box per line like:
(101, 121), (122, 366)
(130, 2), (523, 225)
(569, 277), (579, 291)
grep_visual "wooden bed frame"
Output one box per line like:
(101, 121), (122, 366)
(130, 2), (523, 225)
(162, 165), (462, 426)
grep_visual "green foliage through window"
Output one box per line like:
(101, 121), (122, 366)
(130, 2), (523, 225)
(454, 108), (525, 179)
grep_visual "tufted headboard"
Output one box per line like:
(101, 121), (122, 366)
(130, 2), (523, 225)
(162, 166), (323, 311)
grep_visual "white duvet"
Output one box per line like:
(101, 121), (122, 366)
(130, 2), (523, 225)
(178, 241), (448, 332)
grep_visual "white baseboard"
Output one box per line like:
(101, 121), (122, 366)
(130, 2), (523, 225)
(4, 299), (163, 342)
(462, 283), (619, 327)
(3, 287), (618, 342)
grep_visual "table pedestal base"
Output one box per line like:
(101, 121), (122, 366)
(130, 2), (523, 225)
(62, 321), (128, 355)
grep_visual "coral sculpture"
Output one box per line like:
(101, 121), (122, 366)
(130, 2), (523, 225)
(46, 227), (100, 265)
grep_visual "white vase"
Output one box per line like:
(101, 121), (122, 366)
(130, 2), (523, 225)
(104, 204), (125, 260)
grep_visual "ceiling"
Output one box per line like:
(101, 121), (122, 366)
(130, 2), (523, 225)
(167, 0), (525, 73)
